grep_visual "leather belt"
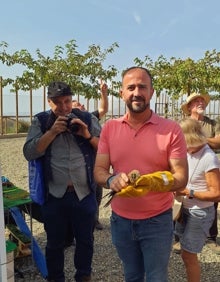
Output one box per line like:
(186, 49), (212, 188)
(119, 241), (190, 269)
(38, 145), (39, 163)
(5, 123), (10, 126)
(66, 185), (75, 192)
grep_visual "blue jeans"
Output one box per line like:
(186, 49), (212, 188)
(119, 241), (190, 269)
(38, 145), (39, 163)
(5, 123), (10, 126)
(111, 209), (173, 282)
(41, 191), (97, 282)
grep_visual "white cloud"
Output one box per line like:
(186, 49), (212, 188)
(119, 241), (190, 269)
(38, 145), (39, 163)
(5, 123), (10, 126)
(133, 11), (141, 24)
(159, 17), (179, 37)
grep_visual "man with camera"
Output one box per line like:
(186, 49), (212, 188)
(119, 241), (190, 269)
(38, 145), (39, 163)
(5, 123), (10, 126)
(23, 81), (101, 282)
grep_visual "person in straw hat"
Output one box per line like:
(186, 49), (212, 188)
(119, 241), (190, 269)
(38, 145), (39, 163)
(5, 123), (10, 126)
(173, 92), (220, 255)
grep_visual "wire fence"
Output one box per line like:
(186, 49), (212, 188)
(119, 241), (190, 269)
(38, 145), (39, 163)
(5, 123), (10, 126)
(1, 77), (220, 136)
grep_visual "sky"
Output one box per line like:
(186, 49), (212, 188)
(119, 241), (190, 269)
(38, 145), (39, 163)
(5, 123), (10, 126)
(1, 0), (220, 114)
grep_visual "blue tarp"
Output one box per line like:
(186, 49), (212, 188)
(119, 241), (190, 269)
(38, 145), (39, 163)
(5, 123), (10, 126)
(10, 206), (48, 279)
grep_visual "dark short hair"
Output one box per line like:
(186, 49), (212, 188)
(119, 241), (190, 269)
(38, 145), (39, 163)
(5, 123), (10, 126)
(122, 66), (153, 85)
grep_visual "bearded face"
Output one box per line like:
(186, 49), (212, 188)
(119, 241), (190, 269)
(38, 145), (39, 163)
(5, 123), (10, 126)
(126, 95), (149, 113)
(196, 108), (205, 115)
(120, 68), (154, 114)
(189, 97), (206, 116)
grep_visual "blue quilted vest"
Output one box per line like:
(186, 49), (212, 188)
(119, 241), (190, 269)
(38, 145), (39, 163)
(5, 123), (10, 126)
(35, 108), (96, 199)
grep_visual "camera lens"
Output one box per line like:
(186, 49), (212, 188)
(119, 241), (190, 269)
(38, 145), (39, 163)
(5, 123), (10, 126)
(69, 123), (80, 133)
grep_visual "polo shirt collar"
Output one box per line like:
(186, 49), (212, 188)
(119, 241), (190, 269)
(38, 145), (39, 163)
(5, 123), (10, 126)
(121, 111), (159, 125)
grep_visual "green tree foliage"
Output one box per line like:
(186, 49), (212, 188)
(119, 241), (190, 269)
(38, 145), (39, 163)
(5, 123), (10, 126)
(1, 40), (220, 101)
(0, 40), (120, 98)
(134, 50), (220, 99)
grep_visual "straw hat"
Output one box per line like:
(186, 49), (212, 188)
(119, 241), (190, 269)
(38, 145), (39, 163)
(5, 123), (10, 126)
(181, 92), (210, 115)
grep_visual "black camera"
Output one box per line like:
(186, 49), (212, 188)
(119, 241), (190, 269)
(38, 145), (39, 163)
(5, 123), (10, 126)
(66, 113), (81, 134)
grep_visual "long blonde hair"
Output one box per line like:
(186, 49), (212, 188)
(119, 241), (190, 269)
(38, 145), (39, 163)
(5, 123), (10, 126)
(179, 118), (207, 147)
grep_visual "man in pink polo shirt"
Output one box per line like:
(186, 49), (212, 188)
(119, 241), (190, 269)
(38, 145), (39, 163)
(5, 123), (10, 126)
(94, 66), (188, 282)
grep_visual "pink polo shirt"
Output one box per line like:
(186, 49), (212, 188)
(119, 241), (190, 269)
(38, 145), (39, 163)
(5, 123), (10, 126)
(97, 112), (187, 219)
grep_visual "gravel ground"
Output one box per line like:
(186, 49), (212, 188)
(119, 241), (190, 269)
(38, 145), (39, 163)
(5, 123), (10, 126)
(1, 137), (220, 282)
